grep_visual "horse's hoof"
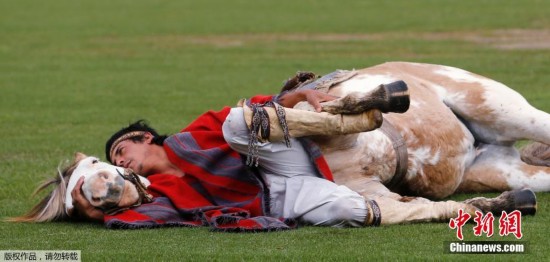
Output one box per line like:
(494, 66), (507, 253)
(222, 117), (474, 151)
(383, 80), (410, 114)
(511, 188), (537, 216)
(320, 80), (410, 114)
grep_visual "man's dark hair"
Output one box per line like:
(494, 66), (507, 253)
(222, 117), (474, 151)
(105, 120), (168, 163)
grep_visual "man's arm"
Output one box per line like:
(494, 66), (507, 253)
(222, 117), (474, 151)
(247, 90), (338, 112)
(277, 89), (339, 112)
(70, 177), (104, 222)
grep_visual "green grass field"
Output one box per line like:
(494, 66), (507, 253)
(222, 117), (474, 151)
(1, 0), (550, 261)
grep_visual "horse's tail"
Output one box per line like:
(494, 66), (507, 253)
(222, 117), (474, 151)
(6, 167), (70, 222)
(520, 142), (550, 167)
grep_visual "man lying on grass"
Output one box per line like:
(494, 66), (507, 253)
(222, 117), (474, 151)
(77, 89), (391, 230)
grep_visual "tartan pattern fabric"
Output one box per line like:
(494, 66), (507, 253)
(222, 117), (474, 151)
(105, 175), (295, 231)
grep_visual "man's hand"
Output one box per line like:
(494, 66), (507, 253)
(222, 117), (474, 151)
(278, 89), (339, 112)
(70, 177), (104, 222)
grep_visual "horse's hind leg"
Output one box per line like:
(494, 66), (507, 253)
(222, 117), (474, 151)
(457, 144), (550, 193)
(437, 67), (550, 145)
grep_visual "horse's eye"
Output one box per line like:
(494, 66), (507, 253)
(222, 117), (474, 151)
(92, 159), (99, 164)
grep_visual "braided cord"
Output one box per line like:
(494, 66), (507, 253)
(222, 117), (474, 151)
(246, 101), (291, 167)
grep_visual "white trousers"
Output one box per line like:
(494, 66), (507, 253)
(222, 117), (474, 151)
(222, 108), (367, 227)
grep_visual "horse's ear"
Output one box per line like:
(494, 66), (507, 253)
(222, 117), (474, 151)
(74, 152), (88, 162)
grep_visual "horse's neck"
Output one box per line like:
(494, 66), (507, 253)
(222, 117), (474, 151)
(317, 130), (397, 184)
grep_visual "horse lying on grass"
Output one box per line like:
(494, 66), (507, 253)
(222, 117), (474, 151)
(11, 61), (545, 226)
(288, 62), (550, 206)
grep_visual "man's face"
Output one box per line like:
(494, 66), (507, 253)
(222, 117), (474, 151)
(111, 135), (154, 176)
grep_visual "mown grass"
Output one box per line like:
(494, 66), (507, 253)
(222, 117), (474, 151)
(1, 0), (550, 261)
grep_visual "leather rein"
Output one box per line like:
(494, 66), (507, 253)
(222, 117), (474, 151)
(102, 169), (153, 215)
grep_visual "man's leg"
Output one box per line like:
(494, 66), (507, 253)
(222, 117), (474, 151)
(272, 175), (368, 227)
(242, 103), (382, 142)
(222, 107), (370, 227)
(223, 107), (319, 178)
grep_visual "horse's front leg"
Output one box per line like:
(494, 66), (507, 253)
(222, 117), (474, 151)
(339, 177), (476, 224)
(320, 80), (410, 114)
(463, 188), (537, 216)
(339, 176), (472, 224)
(328, 166), (474, 224)
(359, 180), (537, 225)
(363, 186), (536, 225)
(369, 194), (478, 225)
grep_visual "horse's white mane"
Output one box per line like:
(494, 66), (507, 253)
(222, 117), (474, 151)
(7, 158), (77, 222)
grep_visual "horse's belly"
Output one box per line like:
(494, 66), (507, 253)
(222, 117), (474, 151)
(321, 131), (396, 192)
(323, 65), (478, 199)
(403, 136), (476, 199)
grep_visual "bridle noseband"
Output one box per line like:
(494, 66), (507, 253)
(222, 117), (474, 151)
(102, 169), (153, 215)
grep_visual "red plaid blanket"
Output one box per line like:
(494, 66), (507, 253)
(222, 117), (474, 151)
(104, 174), (296, 232)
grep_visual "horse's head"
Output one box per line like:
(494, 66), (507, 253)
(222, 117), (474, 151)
(65, 152), (151, 216)
(9, 152), (150, 222)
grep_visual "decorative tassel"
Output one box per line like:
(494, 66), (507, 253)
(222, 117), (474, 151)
(246, 101), (291, 167)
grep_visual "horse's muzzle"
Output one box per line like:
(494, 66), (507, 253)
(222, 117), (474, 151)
(83, 172), (125, 207)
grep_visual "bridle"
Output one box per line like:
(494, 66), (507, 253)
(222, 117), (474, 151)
(102, 168), (153, 215)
